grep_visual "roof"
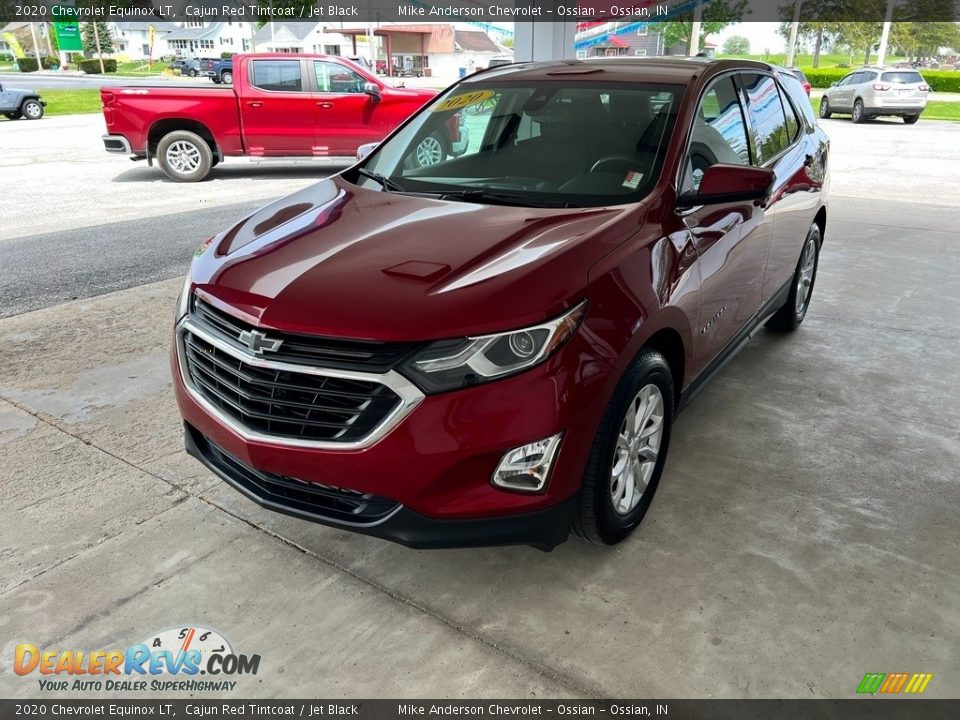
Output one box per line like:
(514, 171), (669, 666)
(165, 22), (223, 41)
(469, 57), (774, 85)
(454, 30), (500, 54)
(253, 22), (320, 44)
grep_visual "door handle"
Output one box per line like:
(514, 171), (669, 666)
(317, 102), (334, 109)
(246, 101), (263, 108)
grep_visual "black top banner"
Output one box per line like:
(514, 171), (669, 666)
(2, 700), (960, 720)
(3, 0), (960, 24)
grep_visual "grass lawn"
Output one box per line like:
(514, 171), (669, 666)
(34, 89), (102, 117)
(717, 52), (908, 69)
(806, 97), (960, 122)
(113, 60), (172, 77)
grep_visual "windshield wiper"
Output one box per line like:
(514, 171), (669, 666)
(357, 167), (406, 192)
(427, 189), (571, 208)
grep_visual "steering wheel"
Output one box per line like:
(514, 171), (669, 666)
(589, 155), (641, 175)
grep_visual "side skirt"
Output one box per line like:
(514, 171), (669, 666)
(677, 280), (792, 413)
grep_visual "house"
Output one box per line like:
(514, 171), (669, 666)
(109, 21), (177, 60)
(575, 22), (718, 59)
(251, 22), (353, 57)
(163, 21), (252, 58)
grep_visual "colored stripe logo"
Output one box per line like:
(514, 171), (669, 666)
(857, 672), (933, 695)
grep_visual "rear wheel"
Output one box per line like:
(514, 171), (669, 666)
(819, 97), (832, 119)
(188, 69), (198, 77)
(21, 99), (44, 120)
(156, 130), (213, 182)
(852, 99), (866, 124)
(221, 71), (233, 84)
(573, 349), (674, 545)
(766, 222), (821, 332)
(904, 114), (920, 124)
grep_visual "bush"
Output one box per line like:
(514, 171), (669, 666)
(800, 65), (960, 92)
(78, 58), (118, 74)
(16, 56), (59, 72)
(0, 53), (14, 63)
(220, 51), (234, 59)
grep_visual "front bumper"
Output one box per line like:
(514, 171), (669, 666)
(185, 422), (577, 550)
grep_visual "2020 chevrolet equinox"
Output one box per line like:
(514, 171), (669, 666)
(173, 58), (829, 550)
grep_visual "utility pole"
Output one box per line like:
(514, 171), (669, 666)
(688, 3), (702, 56)
(29, 22), (42, 70)
(785, 0), (802, 67)
(876, 0), (895, 67)
(93, 22), (105, 74)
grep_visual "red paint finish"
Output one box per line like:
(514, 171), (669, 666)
(172, 58), (829, 541)
(100, 54), (438, 159)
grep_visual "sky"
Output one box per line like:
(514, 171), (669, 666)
(713, 22), (789, 55)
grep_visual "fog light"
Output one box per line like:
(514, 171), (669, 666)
(491, 433), (563, 493)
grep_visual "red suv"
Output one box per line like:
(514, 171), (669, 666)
(173, 58), (829, 550)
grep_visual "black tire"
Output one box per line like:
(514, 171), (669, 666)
(904, 114), (920, 124)
(573, 349), (674, 545)
(212, 77), (221, 84)
(221, 71), (233, 84)
(21, 99), (44, 120)
(766, 222), (821, 332)
(819, 97), (832, 119)
(4, 111), (21, 120)
(852, 99), (866, 124)
(156, 130), (213, 183)
(188, 69), (197, 77)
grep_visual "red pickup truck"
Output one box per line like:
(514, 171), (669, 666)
(101, 53), (465, 182)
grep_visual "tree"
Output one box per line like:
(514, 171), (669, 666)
(890, 22), (960, 61)
(82, 22), (114, 55)
(722, 35), (750, 55)
(660, 0), (751, 51)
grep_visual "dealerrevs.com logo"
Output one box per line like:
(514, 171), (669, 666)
(14, 626), (261, 693)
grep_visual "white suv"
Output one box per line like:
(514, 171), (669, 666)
(820, 68), (930, 124)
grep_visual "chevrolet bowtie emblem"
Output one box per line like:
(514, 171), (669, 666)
(238, 329), (283, 354)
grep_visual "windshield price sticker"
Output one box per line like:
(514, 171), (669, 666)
(622, 170), (644, 189)
(433, 90), (496, 112)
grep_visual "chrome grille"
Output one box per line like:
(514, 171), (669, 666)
(182, 330), (403, 443)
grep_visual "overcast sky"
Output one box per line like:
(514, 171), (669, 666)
(713, 22), (787, 54)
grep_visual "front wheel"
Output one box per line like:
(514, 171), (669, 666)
(766, 222), (821, 332)
(852, 99), (866, 124)
(573, 349), (674, 545)
(156, 130), (213, 182)
(819, 97), (832, 119)
(21, 99), (44, 120)
(220, 71), (233, 84)
(413, 131), (447, 168)
(904, 114), (920, 124)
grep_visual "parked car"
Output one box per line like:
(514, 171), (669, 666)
(101, 53), (467, 182)
(199, 58), (233, 84)
(0, 82), (45, 120)
(784, 66), (811, 95)
(168, 58), (201, 77)
(172, 58), (829, 549)
(820, 67), (930, 123)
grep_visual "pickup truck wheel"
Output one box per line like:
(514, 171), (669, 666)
(21, 99), (44, 120)
(573, 348), (674, 545)
(4, 111), (21, 120)
(212, 77), (221, 84)
(157, 130), (213, 182)
(414, 132), (447, 168)
(221, 71), (233, 84)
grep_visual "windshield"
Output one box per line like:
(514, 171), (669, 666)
(353, 80), (683, 208)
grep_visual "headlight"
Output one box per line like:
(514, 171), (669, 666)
(175, 274), (192, 321)
(400, 302), (586, 393)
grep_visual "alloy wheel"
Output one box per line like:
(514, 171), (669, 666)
(610, 383), (665, 515)
(166, 140), (201, 174)
(415, 135), (443, 167)
(795, 235), (817, 317)
(24, 101), (42, 119)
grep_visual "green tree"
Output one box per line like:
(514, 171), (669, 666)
(722, 35), (750, 55)
(82, 22), (114, 55)
(660, 0), (751, 51)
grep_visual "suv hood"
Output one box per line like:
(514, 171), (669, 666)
(189, 176), (635, 341)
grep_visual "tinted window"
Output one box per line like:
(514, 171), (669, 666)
(314, 61), (365, 93)
(683, 77), (750, 192)
(251, 60), (302, 92)
(881, 71), (924, 84)
(741, 73), (791, 164)
(778, 83), (801, 141)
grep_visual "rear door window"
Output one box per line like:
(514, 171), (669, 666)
(881, 71), (924, 84)
(741, 73), (791, 165)
(251, 60), (303, 92)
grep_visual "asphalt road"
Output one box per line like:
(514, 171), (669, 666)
(2, 112), (959, 319)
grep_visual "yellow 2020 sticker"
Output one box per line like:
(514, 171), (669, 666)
(432, 90), (495, 113)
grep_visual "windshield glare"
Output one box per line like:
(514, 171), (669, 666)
(357, 81), (683, 208)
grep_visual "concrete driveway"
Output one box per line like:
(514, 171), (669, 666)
(1, 115), (958, 699)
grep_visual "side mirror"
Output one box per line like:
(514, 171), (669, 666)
(363, 82), (381, 100)
(677, 164), (775, 207)
(356, 142), (378, 161)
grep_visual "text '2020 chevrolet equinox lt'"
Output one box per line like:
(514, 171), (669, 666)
(173, 58), (829, 550)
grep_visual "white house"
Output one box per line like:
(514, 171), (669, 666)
(251, 22), (357, 56)
(109, 22), (178, 60)
(163, 21), (253, 58)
